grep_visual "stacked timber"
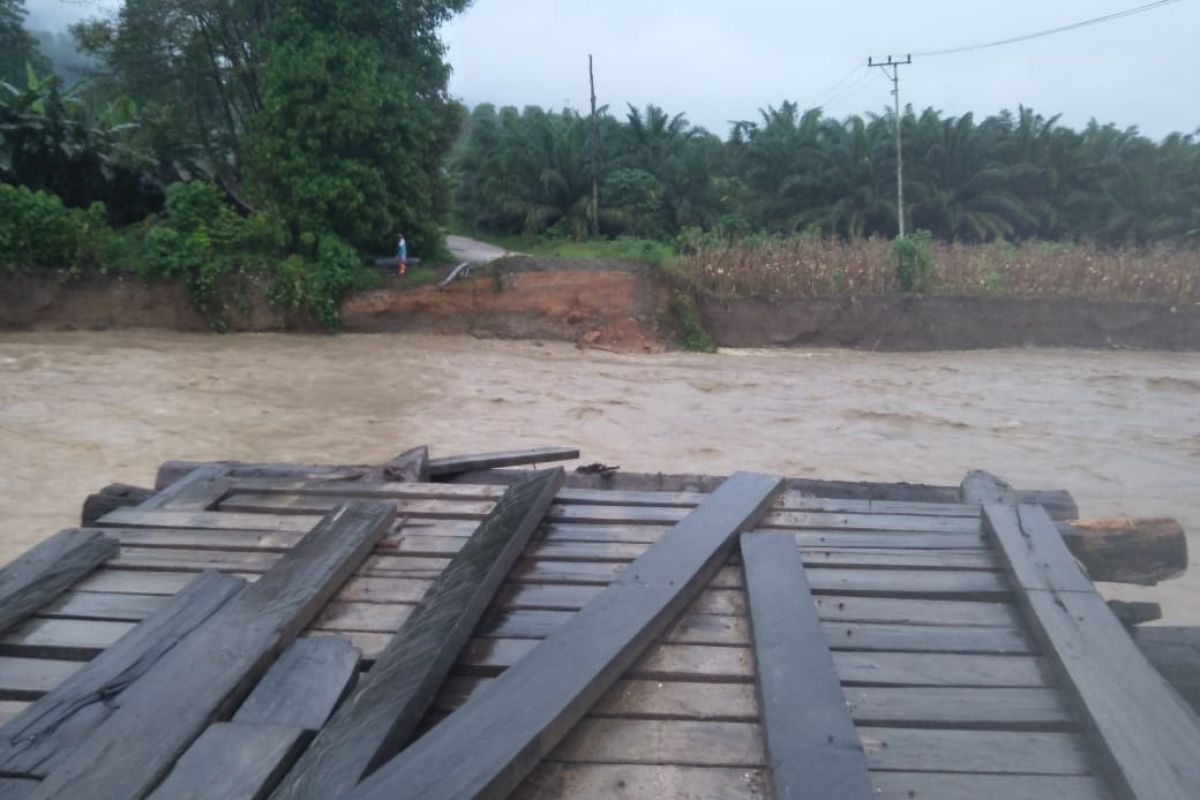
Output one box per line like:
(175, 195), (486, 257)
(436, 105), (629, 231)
(0, 445), (1195, 800)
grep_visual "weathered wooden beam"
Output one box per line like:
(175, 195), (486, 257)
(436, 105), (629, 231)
(146, 722), (308, 800)
(271, 468), (565, 800)
(0, 530), (119, 635)
(233, 636), (361, 732)
(984, 504), (1200, 800)
(450, 468), (1081, 521)
(1133, 626), (1200, 715)
(138, 466), (230, 511)
(741, 533), (874, 800)
(81, 484), (154, 525)
(427, 447), (581, 477)
(347, 472), (784, 800)
(155, 461), (367, 490)
(0, 571), (245, 777)
(30, 502), (395, 800)
(962, 470), (1187, 585)
(374, 446), (431, 483)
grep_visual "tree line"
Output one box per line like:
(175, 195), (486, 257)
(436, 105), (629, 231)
(2, 0), (469, 257)
(452, 101), (1200, 248)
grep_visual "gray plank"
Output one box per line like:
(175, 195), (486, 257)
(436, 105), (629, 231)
(137, 466), (230, 511)
(233, 636), (361, 731)
(741, 533), (873, 800)
(0, 530), (120, 634)
(30, 501), (394, 800)
(0, 571), (244, 777)
(146, 723), (307, 800)
(0, 658), (82, 701)
(348, 472), (784, 800)
(427, 447), (580, 477)
(0, 778), (36, 800)
(985, 503), (1200, 800)
(271, 468), (565, 800)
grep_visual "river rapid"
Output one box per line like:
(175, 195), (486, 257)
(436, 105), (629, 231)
(2, 331), (1198, 620)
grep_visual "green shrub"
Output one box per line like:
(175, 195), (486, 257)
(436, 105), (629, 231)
(669, 289), (717, 353)
(0, 184), (111, 269)
(889, 230), (934, 292)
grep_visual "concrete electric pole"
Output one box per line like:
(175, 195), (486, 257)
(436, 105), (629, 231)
(868, 54), (912, 237)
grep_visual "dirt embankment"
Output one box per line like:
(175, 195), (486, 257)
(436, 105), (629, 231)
(700, 294), (1200, 351)
(342, 262), (665, 352)
(4, 262), (1200, 352)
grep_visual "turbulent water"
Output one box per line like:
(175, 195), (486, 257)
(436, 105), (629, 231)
(2, 331), (1198, 620)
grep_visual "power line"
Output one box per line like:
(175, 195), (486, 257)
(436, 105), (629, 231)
(913, 0), (1184, 57)
(807, 62), (864, 109)
(819, 68), (876, 110)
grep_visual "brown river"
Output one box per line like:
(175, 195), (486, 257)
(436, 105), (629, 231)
(2, 331), (1198, 621)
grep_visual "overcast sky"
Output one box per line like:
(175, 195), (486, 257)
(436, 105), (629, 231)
(26, 0), (1199, 139)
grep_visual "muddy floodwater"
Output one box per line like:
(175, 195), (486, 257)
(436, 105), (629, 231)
(2, 331), (1198, 621)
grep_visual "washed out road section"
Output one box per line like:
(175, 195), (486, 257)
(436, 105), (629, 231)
(1, 332), (1197, 621)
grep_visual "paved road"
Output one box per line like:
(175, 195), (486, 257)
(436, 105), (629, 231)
(447, 235), (513, 264)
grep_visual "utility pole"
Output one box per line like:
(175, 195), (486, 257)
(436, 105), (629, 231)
(868, 54), (912, 237)
(588, 54), (600, 238)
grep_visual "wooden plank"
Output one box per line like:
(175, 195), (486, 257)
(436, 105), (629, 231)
(97, 508), (316, 532)
(452, 639), (1053, 687)
(0, 658), (82, 701)
(138, 466), (230, 511)
(481, 609), (1031, 654)
(741, 533), (873, 800)
(145, 722), (307, 800)
(35, 590), (166, 621)
(0, 571), (244, 777)
(347, 471), (784, 800)
(272, 469), (565, 800)
(233, 636), (360, 731)
(548, 505), (983, 533)
(436, 677), (1071, 726)
(427, 447), (580, 476)
(869, 773), (1112, 800)
(514, 763), (768, 800)
(0, 530), (119, 634)
(987, 504), (1094, 593)
(0, 703), (30, 726)
(231, 478), (982, 517)
(367, 446), (430, 483)
(0, 778), (36, 800)
(985, 503), (1200, 800)
(30, 501), (394, 800)
(544, 718), (1094, 774)
(512, 765), (1110, 800)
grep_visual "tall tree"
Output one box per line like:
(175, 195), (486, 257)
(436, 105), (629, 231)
(0, 0), (47, 84)
(243, 0), (470, 254)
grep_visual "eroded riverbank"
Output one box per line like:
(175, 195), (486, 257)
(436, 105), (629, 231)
(1, 332), (1198, 620)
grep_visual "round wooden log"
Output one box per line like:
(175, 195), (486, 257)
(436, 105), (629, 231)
(81, 484), (154, 525)
(1058, 518), (1188, 586)
(962, 470), (1187, 586)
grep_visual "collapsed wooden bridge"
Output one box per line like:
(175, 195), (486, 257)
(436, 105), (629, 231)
(0, 446), (1197, 800)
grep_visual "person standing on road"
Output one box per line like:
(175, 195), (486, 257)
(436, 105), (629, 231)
(395, 233), (408, 276)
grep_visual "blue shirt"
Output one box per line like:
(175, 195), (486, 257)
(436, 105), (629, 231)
(397, 239), (408, 259)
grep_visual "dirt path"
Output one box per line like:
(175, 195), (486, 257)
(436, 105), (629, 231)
(2, 331), (1198, 621)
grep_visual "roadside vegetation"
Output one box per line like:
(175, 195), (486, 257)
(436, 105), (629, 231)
(3, 0), (1198, 336)
(1, 0), (467, 329)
